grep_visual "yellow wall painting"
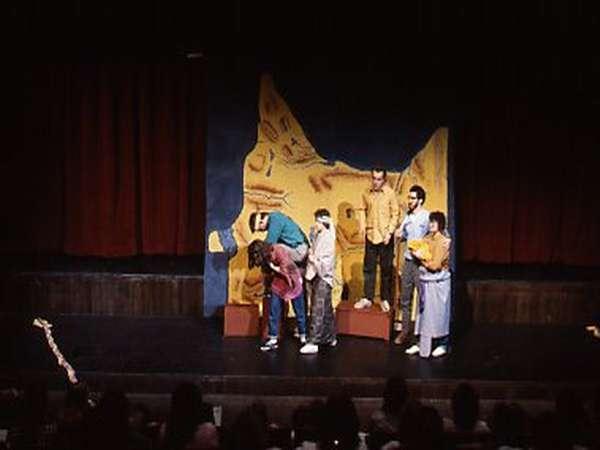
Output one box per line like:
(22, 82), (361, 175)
(208, 74), (448, 311)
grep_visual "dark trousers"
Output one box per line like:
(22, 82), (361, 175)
(400, 258), (420, 334)
(363, 238), (395, 301)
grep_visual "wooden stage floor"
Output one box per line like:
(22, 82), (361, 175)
(3, 315), (599, 402)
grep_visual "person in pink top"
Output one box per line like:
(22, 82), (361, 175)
(248, 239), (307, 352)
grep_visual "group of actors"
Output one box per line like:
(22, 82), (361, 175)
(247, 168), (451, 358)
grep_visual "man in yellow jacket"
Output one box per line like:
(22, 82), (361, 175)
(354, 168), (399, 313)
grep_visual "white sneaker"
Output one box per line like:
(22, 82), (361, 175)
(405, 344), (420, 355)
(260, 338), (278, 352)
(328, 338), (338, 347)
(300, 343), (319, 354)
(431, 345), (447, 357)
(354, 298), (373, 309)
(299, 334), (307, 344)
(380, 300), (390, 313)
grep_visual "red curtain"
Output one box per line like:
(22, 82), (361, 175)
(12, 61), (206, 256)
(10, 64), (600, 266)
(456, 97), (600, 267)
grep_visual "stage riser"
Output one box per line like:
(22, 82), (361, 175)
(1, 273), (203, 317)
(467, 281), (600, 325)
(14, 371), (597, 403)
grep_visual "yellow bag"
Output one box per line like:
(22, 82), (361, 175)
(407, 239), (432, 261)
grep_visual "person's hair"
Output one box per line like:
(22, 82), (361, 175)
(409, 185), (426, 204)
(371, 167), (387, 179)
(452, 382), (480, 432)
(228, 402), (269, 450)
(292, 400), (325, 446)
(319, 391), (360, 450)
(429, 211), (447, 232)
(65, 382), (90, 411)
(248, 239), (269, 270)
(382, 375), (409, 416)
(90, 390), (130, 446)
(248, 212), (268, 233)
(314, 208), (331, 230)
(165, 382), (212, 450)
(533, 411), (570, 450)
(490, 402), (528, 448)
(400, 400), (444, 450)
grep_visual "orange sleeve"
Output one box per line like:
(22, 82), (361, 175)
(422, 238), (450, 271)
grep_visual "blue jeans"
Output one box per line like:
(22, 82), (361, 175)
(268, 292), (307, 339)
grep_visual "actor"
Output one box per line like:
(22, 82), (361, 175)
(300, 209), (337, 354)
(248, 239), (307, 351)
(394, 185), (430, 345)
(249, 211), (308, 264)
(355, 168), (399, 313)
(405, 211), (452, 358)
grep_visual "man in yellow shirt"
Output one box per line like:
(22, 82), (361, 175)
(355, 168), (399, 312)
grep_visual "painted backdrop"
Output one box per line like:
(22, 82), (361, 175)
(204, 72), (450, 317)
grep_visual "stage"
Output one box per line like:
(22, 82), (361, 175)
(3, 314), (599, 427)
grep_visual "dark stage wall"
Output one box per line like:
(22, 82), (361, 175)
(7, 58), (600, 278)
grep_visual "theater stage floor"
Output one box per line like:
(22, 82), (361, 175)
(2, 315), (599, 400)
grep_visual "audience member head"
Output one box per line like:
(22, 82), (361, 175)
(63, 382), (91, 424)
(594, 384), (600, 422)
(129, 402), (150, 435)
(489, 402), (527, 448)
(185, 422), (219, 450)
(451, 382), (480, 432)
(228, 402), (269, 450)
(320, 391), (360, 450)
(293, 399), (325, 445)
(382, 375), (409, 417)
(401, 401), (444, 450)
(555, 387), (592, 447)
(90, 389), (130, 446)
(532, 411), (570, 450)
(165, 382), (210, 450)
(19, 381), (48, 427)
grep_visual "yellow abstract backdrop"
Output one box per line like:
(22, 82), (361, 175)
(209, 74), (448, 310)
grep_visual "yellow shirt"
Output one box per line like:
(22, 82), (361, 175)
(359, 183), (399, 245)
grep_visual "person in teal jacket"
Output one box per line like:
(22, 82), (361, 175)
(249, 211), (308, 264)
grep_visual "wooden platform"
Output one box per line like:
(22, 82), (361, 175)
(223, 304), (260, 337)
(0, 271), (203, 317)
(466, 280), (600, 324)
(336, 301), (391, 341)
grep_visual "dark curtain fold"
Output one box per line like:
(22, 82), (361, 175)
(15, 61), (206, 257)
(11, 62), (600, 266)
(456, 97), (600, 266)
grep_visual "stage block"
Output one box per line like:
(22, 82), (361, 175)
(336, 302), (391, 341)
(224, 304), (260, 337)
